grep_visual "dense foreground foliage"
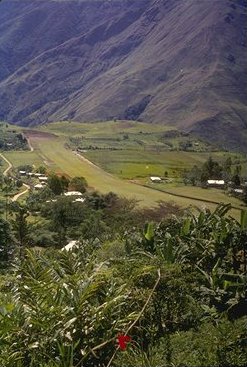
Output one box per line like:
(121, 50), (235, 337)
(0, 204), (246, 366)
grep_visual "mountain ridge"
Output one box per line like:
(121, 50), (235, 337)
(0, 0), (246, 151)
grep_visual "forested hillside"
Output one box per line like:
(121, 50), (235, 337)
(0, 0), (246, 150)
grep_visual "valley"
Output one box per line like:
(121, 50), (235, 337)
(0, 1), (246, 365)
(0, 0), (246, 151)
(2, 120), (246, 218)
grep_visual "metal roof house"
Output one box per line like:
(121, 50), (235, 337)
(64, 191), (83, 196)
(207, 180), (225, 186)
(150, 176), (162, 183)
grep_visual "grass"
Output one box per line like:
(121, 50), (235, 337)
(1, 121), (245, 220)
(3, 150), (43, 170)
(0, 159), (8, 175)
(83, 150), (246, 180)
(146, 184), (244, 210)
(39, 120), (173, 137)
(38, 121), (246, 180)
(22, 128), (245, 219)
(83, 150), (213, 179)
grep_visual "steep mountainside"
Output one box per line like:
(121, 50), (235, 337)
(0, 0), (246, 151)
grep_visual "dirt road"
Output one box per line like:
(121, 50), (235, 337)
(0, 152), (13, 176)
(11, 183), (30, 202)
(1, 152), (30, 201)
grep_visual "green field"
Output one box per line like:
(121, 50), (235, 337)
(0, 158), (7, 175)
(40, 120), (213, 152)
(146, 184), (244, 209)
(38, 121), (246, 180)
(1, 121), (246, 219)
(39, 120), (173, 136)
(83, 150), (220, 179)
(3, 150), (44, 169)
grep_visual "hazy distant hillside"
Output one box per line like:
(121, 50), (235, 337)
(0, 0), (246, 151)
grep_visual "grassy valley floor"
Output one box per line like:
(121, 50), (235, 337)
(2, 121), (246, 219)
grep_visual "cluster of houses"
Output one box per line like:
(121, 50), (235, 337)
(19, 169), (86, 203)
(19, 170), (48, 190)
(45, 191), (85, 204)
(64, 191), (85, 203)
(149, 176), (246, 197)
(206, 179), (246, 196)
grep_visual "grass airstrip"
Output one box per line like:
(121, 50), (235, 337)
(2, 120), (246, 219)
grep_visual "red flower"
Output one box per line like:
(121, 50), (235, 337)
(117, 334), (132, 350)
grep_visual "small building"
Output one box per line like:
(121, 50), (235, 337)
(64, 191), (83, 196)
(34, 183), (45, 190)
(27, 172), (35, 177)
(234, 189), (244, 194)
(207, 180), (225, 187)
(150, 176), (162, 183)
(62, 240), (79, 252)
(34, 173), (42, 177)
(73, 198), (85, 203)
(19, 170), (26, 175)
(38, 176), (48, 182)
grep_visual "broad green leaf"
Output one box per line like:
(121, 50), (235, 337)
(144, 222), (154, 242)
(181, 218), (191, 236)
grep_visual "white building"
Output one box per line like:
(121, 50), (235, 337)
(38, 176), (48, 182)
(234, 189), (244, 194)
(74, 198), (85, 203)
(62, 240), (79, 251)
(64, 191), (83, 196)
(207, 180), (225, 186)
(150, 176), (162, 183)
(34, 183), (45, 190)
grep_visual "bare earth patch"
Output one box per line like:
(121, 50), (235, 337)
(24, 130), (58, 140)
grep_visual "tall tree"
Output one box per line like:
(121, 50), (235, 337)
(11, 203), (30, 259)
(69, 176), (88, 193)
(47, 174), (64, 195)
(0, 218), (12, 266)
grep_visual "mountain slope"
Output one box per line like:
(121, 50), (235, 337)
(0, 0), (246, 151)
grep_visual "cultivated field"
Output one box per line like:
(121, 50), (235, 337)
(38, 121), (246, 179)
(3, 150), (44, 169)
(1, 121), (246, 219)
(2, 121), (239, 217)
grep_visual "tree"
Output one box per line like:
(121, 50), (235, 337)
(242, 186), (247, 204)
(231, 174), (241, 187)
(223, 156), (232, 174)
(46, 197), (87, 247)
(201, 156), (222, 182)
(47, 174), (64, 195)
(10, 203), (30, 260)
(183, 165), (201, 185)
(234, 165), (242, 176)
(60, 175), (70, 192)
(1, 177), (14, 221)
(69, 176), (88, 193)
(222, 157), (232, 181)
(0, 218), (13, 266)
(36, 165), (46, 174)
(17, 164), (33, 173)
